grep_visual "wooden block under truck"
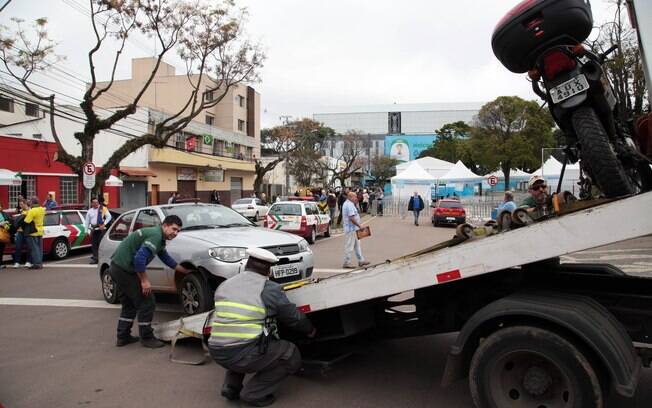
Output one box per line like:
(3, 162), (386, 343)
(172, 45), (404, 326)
(156, 191), (652, 407)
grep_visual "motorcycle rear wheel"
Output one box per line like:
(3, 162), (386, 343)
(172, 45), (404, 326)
(571, 107), (633, 197)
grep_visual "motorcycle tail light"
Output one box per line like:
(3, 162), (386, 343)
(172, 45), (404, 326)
(527, 69), (541, 81)
(543, 50), (576, 81)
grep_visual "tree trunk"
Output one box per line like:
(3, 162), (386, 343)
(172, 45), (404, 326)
(501, 162), (511, 192)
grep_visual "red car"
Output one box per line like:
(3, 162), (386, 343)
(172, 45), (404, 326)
(3, 208), (92, 260)
(432, 199), (466, 227)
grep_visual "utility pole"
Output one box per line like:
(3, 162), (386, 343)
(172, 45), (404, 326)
(279, 115), (292, 196)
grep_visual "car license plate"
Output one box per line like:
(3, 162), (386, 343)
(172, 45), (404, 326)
(446, 217), (455, 221)
(272, 264), (300, 279)
(549, 74), (589, 104)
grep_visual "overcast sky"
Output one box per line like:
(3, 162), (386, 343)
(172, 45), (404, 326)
(1, 0), (616, 128)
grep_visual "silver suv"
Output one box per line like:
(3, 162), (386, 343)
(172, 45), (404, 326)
(98, 203), (314, 314)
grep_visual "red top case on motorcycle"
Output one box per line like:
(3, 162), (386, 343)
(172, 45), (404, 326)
(491, 0), (593, 73)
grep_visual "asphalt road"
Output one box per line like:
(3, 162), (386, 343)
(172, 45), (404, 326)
(1, 215), (651, 407)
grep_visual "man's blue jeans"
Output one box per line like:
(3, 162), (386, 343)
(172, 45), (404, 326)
(13, 231), (24, 264)
(413, 210), (421, 225)
(25, 236), (43, 266)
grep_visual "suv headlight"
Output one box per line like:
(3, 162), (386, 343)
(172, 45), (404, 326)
(208, 247), (247, 263)
(298, 239), (311, 253)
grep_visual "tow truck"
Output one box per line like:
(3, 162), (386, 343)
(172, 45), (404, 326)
(155, 1), (652, 406)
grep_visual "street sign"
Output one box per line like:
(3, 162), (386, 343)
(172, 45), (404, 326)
(487, 175), (499, 187)
(83, 162), (96, 176)
(83, 173), (96, 189)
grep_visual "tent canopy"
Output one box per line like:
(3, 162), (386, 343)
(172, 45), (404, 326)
(396, 156), (454, 179)
(392, 161), (436, 182)
(104, 175), (124, 187)
(532, 157), (580, 177)
(0, 169), (22, 186)
(439, 160), (482, 182)
(486, 168), (532, 179)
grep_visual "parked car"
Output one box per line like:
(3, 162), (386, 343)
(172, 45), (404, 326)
(432, 199), (466, 226)
(264, 201), (330, 244)
(2, 208), (93, 260)
(231, 197), (269, 221)
(98, 203), (313, 315)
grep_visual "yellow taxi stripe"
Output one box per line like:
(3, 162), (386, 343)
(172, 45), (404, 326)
(215, 301), (265, 314)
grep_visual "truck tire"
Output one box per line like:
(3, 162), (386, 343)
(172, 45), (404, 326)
(179, 273), (211, 315)
(469, 325), (603, 408)
(571, 107), (633, 197)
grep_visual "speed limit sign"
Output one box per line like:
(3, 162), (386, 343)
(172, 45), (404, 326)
(83, 162), (96, 176)
(487, 175), (498, 187)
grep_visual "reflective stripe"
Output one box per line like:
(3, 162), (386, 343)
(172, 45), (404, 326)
(138, 322), (151, 326)
(118, 317), (134, 322)
(215, 311), (259, 321)
(215, 301), (265, 314)
(211, 332), (260, 339)
(213, 322), (263, 329)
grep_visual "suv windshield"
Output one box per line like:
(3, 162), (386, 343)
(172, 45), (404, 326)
(269, 203), (302, 216)
(162, 204), (252, 229)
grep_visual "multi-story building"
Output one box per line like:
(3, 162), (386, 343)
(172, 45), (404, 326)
(0, 91), (45, 126)
(92, 57), (261, 205)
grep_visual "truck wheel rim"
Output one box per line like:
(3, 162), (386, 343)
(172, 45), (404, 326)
(102, 273), (114, 300)
(489, 350), (573, 408)
(55, 241), (68, 258)
(182, 282), (200, 314)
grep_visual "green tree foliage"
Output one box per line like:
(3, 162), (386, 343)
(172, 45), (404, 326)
(370, 156), (400, 187)
(285, 119), (332, 187)
(471, 96), (555, 190)
(418, 121), (470, 163)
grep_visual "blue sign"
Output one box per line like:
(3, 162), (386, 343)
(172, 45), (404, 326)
(384, 134), (436, 163)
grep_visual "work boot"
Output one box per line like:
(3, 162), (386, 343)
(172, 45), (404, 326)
(243, 394), (276, 407)
(221, 384), (242, 401)
(141, 337), (165, 348)
(358, 261), (370, 267)
(116, 335), (140, 347)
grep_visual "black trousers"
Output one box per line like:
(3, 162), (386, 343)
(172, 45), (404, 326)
(109, 263), (156, 340)
(90, 228), (104, 260)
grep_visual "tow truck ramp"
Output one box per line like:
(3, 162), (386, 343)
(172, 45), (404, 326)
(155, 191), (652, 341)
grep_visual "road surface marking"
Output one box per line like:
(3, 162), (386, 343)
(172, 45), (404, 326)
(0, 297), (181, 312)
(49, 254), (92, 264)
(314, 268), (348, 273)
(41, 264), (97, 269)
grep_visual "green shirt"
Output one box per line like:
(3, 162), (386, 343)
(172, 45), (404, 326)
(520, 195), (537, 209)
(111, 226), (166, 273)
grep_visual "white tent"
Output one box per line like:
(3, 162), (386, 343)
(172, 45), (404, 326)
(396, 156), (455, 179)
(532, 157), (581, 193)
(0, 169), (22, 186)
(439, 160), (482, 182)
(104, 175), (124, 187)
(487, 168), (532, 179)
(391, 162), (436, 202)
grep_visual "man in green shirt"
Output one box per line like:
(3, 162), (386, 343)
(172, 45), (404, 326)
(521, 175), (548, 209)
(110, 214), (191, 348)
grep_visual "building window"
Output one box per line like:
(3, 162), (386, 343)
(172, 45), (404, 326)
(9, 175), (36, 208)
(205, 115), (214, 126)
(0, 95), (14, 112)
(237, 95), (245, 107)
(32, 133), (42, 140)
(25, 103), (39, 117)
(246, 146), (253, 160)
(175, 133), (185, 150)
(213, 140), (224, 156)
(60, 177), (78, 205)
(237, 119), (245, 132)
(204, 90), (214, 102)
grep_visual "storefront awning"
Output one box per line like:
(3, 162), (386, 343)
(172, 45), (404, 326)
(119, 167), (157, 177)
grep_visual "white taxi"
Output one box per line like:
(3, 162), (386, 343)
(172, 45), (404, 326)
(231, 197), (269, 221)
(264, 201), (331, 244)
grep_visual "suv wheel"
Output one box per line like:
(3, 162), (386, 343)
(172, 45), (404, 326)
(179, 273), (211, 315)
(101, 268), (120, 304)
(51, 238), (70, 260)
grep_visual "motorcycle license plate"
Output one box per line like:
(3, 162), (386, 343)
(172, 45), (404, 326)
(549, 74), (589, 104)
(272, 263), (300, 279)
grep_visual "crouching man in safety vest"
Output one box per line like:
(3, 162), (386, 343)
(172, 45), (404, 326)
(208, 247), (316, 407)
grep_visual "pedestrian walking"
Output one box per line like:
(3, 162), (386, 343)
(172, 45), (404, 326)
(109, 215), (191, 348)
(210, 190), (221, 204)
(377, 188), (384, 216)
(407, 191), (424, 226)
(85, 198), (112, 264)
(12, 199), (28, 267)
(362, 189), (369, 213)
(23, 197), (45, 269)
(336, 187), (349, 226)
(342, 192), (370, 269)
(167, 192), (178, 204)
(327, 191), (337, 225)
(0, 203), (10, 268)
(209, 247), (316, 407)
(43, 193), (57, 210)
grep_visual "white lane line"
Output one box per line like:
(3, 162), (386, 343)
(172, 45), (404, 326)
(41, 264), (97, 269)
(314, 268), (348, 274)
(0, 297), (181, 312)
